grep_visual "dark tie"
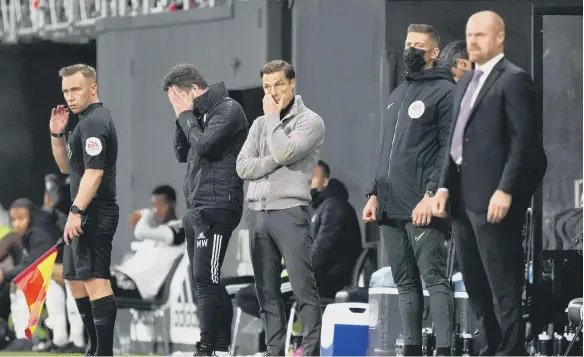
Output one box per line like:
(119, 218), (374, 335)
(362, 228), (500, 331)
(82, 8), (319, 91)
(450, 69), (484, 164)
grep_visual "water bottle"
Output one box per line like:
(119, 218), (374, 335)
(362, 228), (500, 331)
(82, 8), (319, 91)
(395, 333), (405, 357)
(451, 324), (462, 356)
(564, 324), (581, 356)
(422, 329), (429, 356)
(553, 332), (567, 356)
(536, 331), (552, 356)
(461, 332), (473, 357)
(426, 326), (436, 356)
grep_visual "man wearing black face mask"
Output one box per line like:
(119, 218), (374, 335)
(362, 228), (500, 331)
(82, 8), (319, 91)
(363, 24), (455, 356)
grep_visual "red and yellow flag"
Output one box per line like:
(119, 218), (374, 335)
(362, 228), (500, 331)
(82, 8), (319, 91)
(12, 246), (58, 340)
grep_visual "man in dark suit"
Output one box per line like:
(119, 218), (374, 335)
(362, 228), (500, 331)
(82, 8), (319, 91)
(432, 10), (547, 356)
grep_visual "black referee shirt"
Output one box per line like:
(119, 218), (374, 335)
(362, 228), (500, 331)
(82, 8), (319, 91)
(66, 103), (118, 202)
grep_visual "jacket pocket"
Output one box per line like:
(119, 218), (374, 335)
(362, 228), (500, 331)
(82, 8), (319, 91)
(213, 170), (232, 203)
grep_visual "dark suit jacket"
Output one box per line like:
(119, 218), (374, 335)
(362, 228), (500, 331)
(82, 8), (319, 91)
(439, 57), (547, 213)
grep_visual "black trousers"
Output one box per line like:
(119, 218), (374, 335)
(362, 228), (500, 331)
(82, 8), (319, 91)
(451, 194), (528, 356)
(184, 208), (240, 351)
(382, 220), (453, 348)
(63, 202), (119, 281)
(246, 207), (322, 356)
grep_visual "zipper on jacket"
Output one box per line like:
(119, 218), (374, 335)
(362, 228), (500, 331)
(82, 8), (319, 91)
(383, 83), (409, 209)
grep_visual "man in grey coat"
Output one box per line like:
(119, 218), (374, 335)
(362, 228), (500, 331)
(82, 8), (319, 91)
(236, 60), (325, 356)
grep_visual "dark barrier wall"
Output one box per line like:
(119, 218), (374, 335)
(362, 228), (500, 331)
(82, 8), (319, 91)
(0, 42), (96, 209)
(96, 0), (288, 268)
(385, 0), (580, 75)
(292, 0), (389, 255)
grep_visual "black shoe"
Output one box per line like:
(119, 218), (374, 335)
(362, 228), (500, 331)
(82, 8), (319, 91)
(193, 341), (214, 357)
(65, 343), (86, 354)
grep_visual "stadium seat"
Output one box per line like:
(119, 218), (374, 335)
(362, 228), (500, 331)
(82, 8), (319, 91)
(115, 255), (183, 355)
(335, 242), (377, 303)
(223, 275), (255, 297)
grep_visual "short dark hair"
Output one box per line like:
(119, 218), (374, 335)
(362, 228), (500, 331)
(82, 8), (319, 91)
(439, 40), (468, 67)
(163, 64), (208, 92)
(152, 185), (177, 203)
(260, 60), (296, 80)
(10, 198), (35, 211)
(407, 24), (440, 48)
(58, 64), (96, 82)
(317, 160), (331, 178)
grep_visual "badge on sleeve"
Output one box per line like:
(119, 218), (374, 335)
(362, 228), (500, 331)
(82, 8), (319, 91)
(408, 100), (425, 119)
(85, 137), (103, 156)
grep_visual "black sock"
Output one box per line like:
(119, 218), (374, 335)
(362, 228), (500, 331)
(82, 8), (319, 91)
(75, 297), (98, 355)
(91, 295), (117, 356)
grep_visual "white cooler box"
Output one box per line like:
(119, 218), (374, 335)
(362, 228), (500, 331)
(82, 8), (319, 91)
(367, 267), (433, 356)
(320, 303), (369, 356)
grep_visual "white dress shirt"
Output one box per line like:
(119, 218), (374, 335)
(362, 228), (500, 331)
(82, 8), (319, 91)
(438, 53), (505, 191)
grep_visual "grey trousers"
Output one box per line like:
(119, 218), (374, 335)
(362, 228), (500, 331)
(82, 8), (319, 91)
(246, 206), (322, 356)
(382, 220), (454, 348)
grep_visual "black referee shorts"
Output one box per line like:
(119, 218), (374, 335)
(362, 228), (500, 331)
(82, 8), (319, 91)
(63, 201), (119, 281)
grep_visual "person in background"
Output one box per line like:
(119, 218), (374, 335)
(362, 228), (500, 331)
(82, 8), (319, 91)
(310, 160), (362, 297)
(439, 40), (472, 82)
(112, 185), (186, 300)
(42, 174), (70, 284)
(310, 160), (330, 213)
(0, 227), (21, 323)
(433, 11), (547, 355)
(362, 24), (455, 356)
(4, 199), (59, 352)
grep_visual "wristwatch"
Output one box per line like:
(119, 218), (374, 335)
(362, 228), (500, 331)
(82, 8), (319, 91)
(70, 205), (84, 215)
(425, 190), (435, 197)
(51, 132), (65, 138)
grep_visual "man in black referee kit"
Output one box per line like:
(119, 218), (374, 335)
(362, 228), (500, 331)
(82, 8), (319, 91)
(163, 64), (248, 356)
(49, 64), (119, 356)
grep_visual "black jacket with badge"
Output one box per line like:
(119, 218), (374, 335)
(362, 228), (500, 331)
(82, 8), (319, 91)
(174, 82), (249, 213)
(311, 179), (362, 297)
(368, 64), (455, 221)
(3, 206), (60, 282)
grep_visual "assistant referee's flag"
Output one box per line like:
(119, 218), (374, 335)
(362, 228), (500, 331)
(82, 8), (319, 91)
(12, 238), (64, 340)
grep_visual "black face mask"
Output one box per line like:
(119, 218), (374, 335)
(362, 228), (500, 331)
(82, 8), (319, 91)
(403, 47), (427, 73)
(310, 188), (320, 201)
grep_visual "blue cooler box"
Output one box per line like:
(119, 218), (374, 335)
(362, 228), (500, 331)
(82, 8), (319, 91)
(320, 303), (369, 356)
(367, 267), (433, 356)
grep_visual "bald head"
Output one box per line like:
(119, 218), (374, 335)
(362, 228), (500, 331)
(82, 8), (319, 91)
(466, 10), (505, 65)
